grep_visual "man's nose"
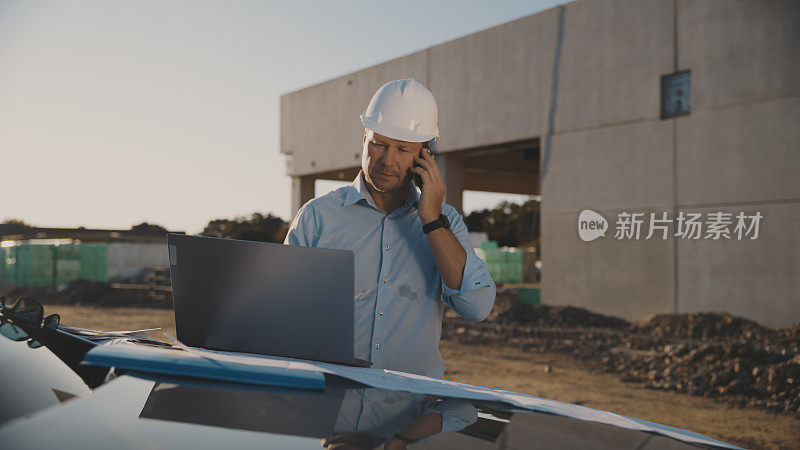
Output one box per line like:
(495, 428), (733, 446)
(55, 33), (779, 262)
(377, 147), (395, 165)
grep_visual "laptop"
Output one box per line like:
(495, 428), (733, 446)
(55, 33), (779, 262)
(167, 233), (369, 367)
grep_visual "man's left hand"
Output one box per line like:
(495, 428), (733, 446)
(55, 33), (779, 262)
(411, 148), (445, 224)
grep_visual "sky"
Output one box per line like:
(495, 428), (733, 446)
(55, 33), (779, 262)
(0, 0), (561, 234)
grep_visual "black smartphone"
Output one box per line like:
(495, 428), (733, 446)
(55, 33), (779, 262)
(412, 142), (432, 188)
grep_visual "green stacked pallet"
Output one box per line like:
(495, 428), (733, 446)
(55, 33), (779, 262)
(501, 250), (523, 283)
(475, 242), (503, 277)
(79, 244), (108, 282)
(55, 243), (81, 260)
(1, 246), (17, 284)
(475, 241), (501, 283)
(505, 250), (523, 263)
(474, 241), (525, 284)
(479, 241), (498, 251)
(494, 262), (522, 284)
(55, 244), (81, 285)
(475, 249), (502, 264)
(15, 244), (55, 287)
(0, 247), (10, 283)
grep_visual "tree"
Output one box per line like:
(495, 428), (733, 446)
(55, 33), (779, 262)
(130, 222), (168, 235)
(201, 212), (288, 243)
(464, 199), (540, 248)
(464, 208), (489, 232)
(0, 219), (31, 237)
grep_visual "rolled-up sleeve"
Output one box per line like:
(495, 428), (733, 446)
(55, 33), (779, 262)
(439, 205), (496, 322)
(283, 201), (318, 247)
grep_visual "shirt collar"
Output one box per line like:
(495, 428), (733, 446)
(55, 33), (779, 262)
(343, 171), (420, 212)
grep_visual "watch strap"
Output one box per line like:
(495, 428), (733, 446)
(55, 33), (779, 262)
(422, 213), (450, 234)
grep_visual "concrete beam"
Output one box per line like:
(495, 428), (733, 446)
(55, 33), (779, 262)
(438, 152), (465, 214)
(463, 171), (538, 195)
(290, 176), (316, 221)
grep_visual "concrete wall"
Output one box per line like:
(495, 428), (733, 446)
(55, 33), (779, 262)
(542, 119), (677, 321)
(540, 0), (680, 322)
(544, 209), (676, 320)
(280, 0), (800, 327)
(553, 0), (673, 133)
(677, 203), (799, 327)
(541, 0), (799, 326)
(429, 10), (558, 151)
(667, 0), (800, 327)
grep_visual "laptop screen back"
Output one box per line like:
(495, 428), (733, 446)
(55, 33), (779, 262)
(167, 234), (355, 365)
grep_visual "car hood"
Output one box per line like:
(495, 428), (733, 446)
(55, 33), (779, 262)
(0, 338), (740, 449)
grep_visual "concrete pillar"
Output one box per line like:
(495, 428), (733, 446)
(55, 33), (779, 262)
(290, 176), (315, 220)
(437, 152), (465, 214)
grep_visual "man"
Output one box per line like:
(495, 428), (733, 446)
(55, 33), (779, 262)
(284, 78), (496, 379)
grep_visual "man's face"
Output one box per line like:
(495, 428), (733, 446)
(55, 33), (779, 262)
(361, 129), (424, 193)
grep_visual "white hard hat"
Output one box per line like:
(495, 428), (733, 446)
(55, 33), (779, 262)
(360, 78), (439, 143)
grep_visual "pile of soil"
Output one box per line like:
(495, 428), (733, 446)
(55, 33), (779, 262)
(495, 304), (629, 329)
(483, 293), (629, 330)
(443, 296), (800, 415)
(632, 312), (774, 341)
(779, 322), (800, 341)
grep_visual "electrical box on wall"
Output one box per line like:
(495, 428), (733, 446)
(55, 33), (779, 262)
(661, 70), (691, 119)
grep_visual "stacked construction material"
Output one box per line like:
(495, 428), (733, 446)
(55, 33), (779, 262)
(1, 241), (169, 287)
(55, 244), (81, 286)
(0, 246), (15, 283)
(0, 242), (110, 287)
(474, 241), (538, 284)
(79, 244), (108, 282)
(15, 243), (55, 287)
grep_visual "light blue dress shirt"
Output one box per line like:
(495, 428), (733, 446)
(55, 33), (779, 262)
(284, 171), (496, 378)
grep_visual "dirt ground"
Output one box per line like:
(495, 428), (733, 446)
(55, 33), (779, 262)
(41, 305), (800, 449)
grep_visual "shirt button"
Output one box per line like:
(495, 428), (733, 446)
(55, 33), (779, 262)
(385, 244), (389, 250)
(379, 309), (384, 315)
(375, 343), (380, 349)
(383, 277), (388, 283)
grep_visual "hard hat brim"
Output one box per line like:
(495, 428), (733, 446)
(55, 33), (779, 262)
(361, 115), (439, 143)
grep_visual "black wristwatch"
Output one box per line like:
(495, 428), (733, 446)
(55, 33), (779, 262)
(422, 213), (450, 234)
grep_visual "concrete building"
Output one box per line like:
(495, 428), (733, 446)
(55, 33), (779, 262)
(280, 0), (800, 327)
